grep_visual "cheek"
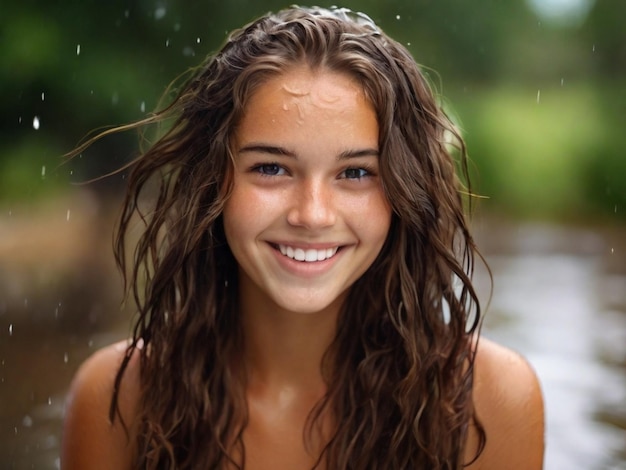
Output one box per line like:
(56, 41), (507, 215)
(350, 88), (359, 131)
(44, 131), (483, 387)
(222, 183), (277, 244)
(361, 193), (392, 243)
(222, 186), (250, 245)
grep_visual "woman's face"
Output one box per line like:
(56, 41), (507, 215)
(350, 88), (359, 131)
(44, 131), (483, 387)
(223, 66), (391, 316)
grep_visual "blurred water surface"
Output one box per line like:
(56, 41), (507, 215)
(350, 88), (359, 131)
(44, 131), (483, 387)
(0, 209), (624, 469)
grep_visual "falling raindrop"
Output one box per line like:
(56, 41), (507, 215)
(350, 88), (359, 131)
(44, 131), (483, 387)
(18, 116), (22, 124)
(64, 353), (69, 364)
(140, 101), (146, 112)
(124, 9), (130, 18)
(165, 38), (171, 47)
(76, 44), (81, 56)
(33, 116), (40, 130)
(66, 209), (71, 221)
(41, 166), (46, 177)
(561, 78), (564, 86)
(155, 6), (167, 20)
(592, 44), (595, 52)
(196, 37), (201, 44)
(8, 324), (12, 336)
(611, 247), (614, 254)
(48, 397), (52, 405)
(41, 92), (45, 101)
(396, 15), (401, 20)
(22, 415), (33, 427)
(536, 90), (541, 104)
(112, 92), (119, 105)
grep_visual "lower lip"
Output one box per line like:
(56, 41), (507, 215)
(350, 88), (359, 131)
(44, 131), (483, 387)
(269, 244), (343, 277)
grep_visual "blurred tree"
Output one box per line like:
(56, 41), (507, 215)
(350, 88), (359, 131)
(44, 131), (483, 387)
(1, 0), (623, 221)
(582, 0), (626, 79)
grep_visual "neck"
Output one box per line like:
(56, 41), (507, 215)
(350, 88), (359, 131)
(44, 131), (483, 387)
(239, 295), (340, 394)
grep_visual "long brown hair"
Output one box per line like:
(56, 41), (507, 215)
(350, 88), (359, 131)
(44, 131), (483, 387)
(71, 6), (487, 469)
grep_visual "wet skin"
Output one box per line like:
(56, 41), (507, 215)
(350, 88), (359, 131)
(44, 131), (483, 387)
(223, 65), (392, 319)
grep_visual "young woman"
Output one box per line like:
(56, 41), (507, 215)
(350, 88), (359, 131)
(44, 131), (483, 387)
(61, 6), (544, 469)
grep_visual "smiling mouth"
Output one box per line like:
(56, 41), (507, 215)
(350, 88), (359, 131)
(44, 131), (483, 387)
(277, 244), (339, 262)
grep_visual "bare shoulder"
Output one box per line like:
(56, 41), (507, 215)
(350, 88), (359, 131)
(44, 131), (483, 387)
(61, 340), (141, 470)
(465, 337), (545, 470)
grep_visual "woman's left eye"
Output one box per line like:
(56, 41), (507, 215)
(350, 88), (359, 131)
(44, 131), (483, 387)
(342, 167), (370, 179)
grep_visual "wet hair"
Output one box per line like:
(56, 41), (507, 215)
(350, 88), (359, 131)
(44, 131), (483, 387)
(73, 5), (487, 469)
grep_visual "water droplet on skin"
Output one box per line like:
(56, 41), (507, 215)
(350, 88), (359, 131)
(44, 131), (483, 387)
(66, 209), (71, 221)
(33, 116), (40, 130)
(536, 90), (541, 103)
(41, 166), (46, 177)
(76, 44), (81, 55)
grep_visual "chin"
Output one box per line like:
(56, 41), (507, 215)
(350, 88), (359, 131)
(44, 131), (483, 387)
(272, 291), (346, 316)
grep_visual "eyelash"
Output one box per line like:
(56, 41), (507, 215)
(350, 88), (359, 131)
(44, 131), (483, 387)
(250, 162), (376, 180)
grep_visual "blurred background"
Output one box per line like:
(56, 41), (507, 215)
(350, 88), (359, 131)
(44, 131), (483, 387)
(1, 0), (624, 468)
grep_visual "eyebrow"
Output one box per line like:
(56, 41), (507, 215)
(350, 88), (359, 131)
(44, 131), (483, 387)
(238, 144), (380, 160)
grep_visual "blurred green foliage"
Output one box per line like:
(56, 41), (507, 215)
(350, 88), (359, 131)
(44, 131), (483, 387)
(1, 0), (624, 221)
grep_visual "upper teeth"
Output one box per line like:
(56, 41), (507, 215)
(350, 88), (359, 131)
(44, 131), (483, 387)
(278, 245), (338, 262)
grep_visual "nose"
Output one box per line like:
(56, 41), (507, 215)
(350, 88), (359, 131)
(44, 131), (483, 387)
(286, 179), (336, 230)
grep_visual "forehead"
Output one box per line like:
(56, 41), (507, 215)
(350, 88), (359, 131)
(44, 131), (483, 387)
(237, 66), (375, 132)
(232, 66), (379, 161)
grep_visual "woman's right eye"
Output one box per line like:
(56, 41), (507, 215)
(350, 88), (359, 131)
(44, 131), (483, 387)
(252, 163), (285, 176)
